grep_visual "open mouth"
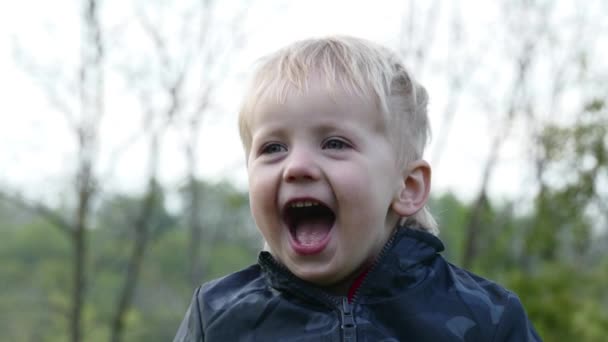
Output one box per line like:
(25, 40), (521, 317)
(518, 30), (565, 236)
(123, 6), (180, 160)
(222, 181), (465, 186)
(283, 200), (335, 253)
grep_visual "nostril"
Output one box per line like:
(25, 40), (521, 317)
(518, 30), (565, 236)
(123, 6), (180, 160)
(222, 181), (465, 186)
(284, 166), (314, 181)
(283, 162), (320, 182)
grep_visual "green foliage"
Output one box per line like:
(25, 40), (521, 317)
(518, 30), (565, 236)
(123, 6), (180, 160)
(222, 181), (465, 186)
(0, 219), (72, 341)
(506, 263), (608, 342)
(0, 181), (257, 341)
(429, 193), (468, 262)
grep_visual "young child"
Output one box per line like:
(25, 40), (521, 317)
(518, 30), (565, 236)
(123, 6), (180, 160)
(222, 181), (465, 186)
(174, 36), (541, 341)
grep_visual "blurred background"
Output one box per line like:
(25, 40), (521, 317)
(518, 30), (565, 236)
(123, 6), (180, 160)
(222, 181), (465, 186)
(1, 0), (607, 341)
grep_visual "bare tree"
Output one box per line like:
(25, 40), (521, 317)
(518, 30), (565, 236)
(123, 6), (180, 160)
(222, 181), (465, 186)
(1, 1), (105, 341)
(107, 1), (250, 340)
(135, 0), (249, 288)
(108, 88), (171, 342)
(398, 0), (442, 71)
(398, 0), (478, 169)
(397, 0), (604, 268)
(6, 0), (251, 340)
(460, 0), (549, 268)
(180, 2), (249, 288)
(458, 0), (608, 268)
(70, 3), (104, 341)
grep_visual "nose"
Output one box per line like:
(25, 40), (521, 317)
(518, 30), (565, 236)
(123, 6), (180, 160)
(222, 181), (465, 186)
(283, 147), (321, 182)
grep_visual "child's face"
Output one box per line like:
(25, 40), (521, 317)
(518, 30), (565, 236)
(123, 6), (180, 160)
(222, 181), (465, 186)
(246, 80), (404, 290)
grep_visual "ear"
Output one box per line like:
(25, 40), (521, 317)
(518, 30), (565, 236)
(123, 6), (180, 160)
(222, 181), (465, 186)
(391, 160), (431, 217)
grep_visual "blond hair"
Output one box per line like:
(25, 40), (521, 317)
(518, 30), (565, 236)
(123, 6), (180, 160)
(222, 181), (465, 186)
(239, 36), (438, 235)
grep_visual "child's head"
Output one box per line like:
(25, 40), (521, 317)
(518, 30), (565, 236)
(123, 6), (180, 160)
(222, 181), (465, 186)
(239, 36), (437, 291)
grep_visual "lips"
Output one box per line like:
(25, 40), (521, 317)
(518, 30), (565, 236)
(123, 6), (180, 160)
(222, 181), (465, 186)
(282, 199), (335, 255)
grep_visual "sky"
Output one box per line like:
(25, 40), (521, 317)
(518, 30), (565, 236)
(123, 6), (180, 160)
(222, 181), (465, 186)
(0, 0), (605, 207)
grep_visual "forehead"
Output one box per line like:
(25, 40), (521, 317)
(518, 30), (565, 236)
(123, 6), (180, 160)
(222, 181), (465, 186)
(249, 81), (386, 132)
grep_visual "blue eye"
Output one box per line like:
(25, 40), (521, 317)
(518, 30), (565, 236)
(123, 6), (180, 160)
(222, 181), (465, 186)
(261, 143), (286, 154)
(323, 138), (349, 150)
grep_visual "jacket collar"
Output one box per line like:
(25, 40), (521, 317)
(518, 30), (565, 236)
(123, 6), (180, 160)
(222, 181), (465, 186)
(258, 226), (444, 305)
(355, 226), (444, 302)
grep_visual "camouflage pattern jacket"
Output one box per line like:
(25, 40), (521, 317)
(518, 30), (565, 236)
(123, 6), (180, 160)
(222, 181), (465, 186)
(174, 227), (542, 341)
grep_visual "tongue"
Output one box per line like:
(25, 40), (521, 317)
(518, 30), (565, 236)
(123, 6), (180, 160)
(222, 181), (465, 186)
(294, 218), (332, 246)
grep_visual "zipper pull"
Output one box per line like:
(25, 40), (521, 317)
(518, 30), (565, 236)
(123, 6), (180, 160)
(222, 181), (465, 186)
(341, 297), (357, 342)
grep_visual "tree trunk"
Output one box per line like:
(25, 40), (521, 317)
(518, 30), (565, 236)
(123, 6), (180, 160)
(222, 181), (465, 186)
(71, 0), (103, 339)
(109, 189), (153, 342)
(188, 173), (205, 288)
(109, 134), (159, 342)
(71, 162), (93, 342)
(461, 192), (489, 269)
(71, 220), (85, 342)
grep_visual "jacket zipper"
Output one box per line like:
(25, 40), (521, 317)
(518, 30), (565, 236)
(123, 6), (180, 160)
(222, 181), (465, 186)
(338, 230), (399, 341)
(349, 230), (398, 304)
(262, 254), (356, 341)
(260, 227), (400, 342)
(340, 297), (356, 342)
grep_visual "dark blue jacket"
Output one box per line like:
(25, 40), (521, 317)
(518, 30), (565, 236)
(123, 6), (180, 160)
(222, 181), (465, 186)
(174, 227), (541, 341)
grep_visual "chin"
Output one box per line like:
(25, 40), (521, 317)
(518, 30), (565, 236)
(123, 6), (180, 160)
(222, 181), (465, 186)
(290, 264), (334, 284)
(297, 267), (347, 287)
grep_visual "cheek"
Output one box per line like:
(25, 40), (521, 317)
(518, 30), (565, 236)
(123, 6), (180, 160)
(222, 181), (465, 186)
(248, 164), (268, 195)
(248, 186), (275, 244)
(332, 162), (386, 203)
(332, 164), (398, 226)
(247, 167), (277, 220)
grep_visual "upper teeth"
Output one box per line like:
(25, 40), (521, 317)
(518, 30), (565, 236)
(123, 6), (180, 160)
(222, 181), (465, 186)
(290, 201), (319, 208)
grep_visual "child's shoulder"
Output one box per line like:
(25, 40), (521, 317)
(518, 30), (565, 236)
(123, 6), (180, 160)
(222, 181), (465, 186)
(397, 228), (522, 312)
(175, 263), (272, 341)
(445, 262), (517, 307)
(189, 263), (276, 327)
(384, 228), (540, 339)
(197, 263), (267, 306)
(439, 262), (539, 340)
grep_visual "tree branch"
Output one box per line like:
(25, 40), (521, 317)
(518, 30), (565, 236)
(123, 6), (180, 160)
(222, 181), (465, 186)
(0, 191), (73, 234)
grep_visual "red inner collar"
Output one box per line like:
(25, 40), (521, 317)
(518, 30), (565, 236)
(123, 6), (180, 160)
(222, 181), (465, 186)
(347, 268), (370, 303)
